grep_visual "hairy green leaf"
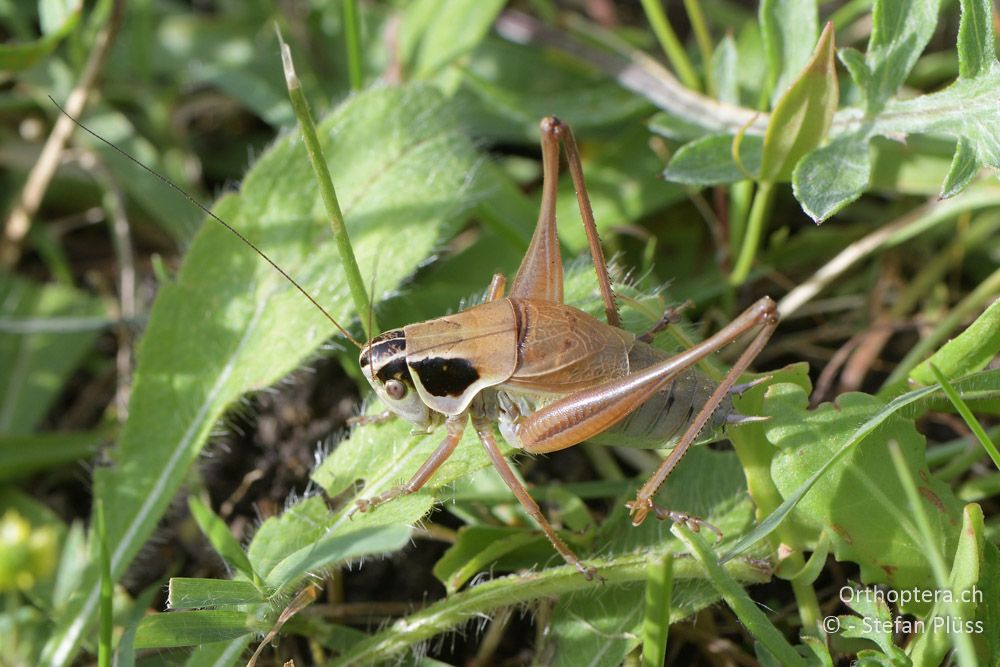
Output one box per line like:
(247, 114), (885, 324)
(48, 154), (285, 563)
(264, 524), (412, 592)
(167, 579), (264, 609)
(134, 611), (251, 649)
(712, 34), (740, 106)
(662, 0), (1000, 219)
(793, 134), (872, 221)
(862, 0), (941, 111)
(957, 0), (995, 78)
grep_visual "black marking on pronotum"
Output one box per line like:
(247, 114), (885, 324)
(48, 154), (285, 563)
(409, 357), (480, 397)
(360, 329), (406, 369)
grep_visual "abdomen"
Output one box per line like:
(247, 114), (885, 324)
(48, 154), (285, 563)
(586, 340), (732, 449)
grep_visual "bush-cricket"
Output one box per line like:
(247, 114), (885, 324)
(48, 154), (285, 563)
(60, 107), (777, 582)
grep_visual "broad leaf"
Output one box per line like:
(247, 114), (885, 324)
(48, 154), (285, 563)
(401, 0), (507, 80)
(854, 0), (941, 112)
(765, 383), (962, 593)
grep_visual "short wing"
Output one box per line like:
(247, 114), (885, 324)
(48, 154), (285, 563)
(508, 300), (634, 394)
(404, 298), (518, 415)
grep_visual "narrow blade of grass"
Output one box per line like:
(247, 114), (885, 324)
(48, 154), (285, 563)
(97, 501), (111, 667)
(929, 363), (1000, 470)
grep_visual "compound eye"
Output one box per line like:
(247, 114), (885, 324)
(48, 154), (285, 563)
(385, 379), (407, 400)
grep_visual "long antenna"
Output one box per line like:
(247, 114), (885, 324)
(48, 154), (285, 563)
(50, 96), (364, 351)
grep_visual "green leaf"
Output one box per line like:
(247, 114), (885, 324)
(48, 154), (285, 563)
(0, 431), (102, 482)
(133, 611), (251, 649)
(455, 36), (650, 142)
(838, 582), (906, 659)
(0, 272), (104, 435)
(187, 496), (258, 584)
(759, 0), (818, 103)
(401, 0), (508, 80)
(759, 22), (838, 182)
(793, 133), (872, 222)
(928, 365), (1000, 470)
(0, 0), (80, 72)
(663, 133), (764, 185)
(183, 637), (254, 667)
(41, 84), (484, 666)
(433, 526), (543, 594)
(264, 524), (412, 591)
(839, 46), (871, 98)
(764, 384), (962, 593)
(910, 298), (1000, 384)
(940, 137), (980, 198)
(533, 447), (758, 667)
(818, 0), (998, 208)
(712, 34), (740, 106)
(957, 0), (995, 78)
(724, 371), (1000, 563)
(544, 585), (645, 667)
(167, 578), (264, 609)
(863, 0), (941, 111)
(114, 583), (161, 667)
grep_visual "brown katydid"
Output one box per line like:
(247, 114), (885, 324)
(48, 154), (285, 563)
(61, 104), (776, 581)
(351, 118), (777, 580)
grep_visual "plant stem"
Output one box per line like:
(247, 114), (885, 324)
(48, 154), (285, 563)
(682, 0), (715, 97)
(641, 552), (673, 667)
(342, 0), (363, 91)
(97, 501), (112, 667)
(639, 0), (702, 92)
(329, 551), (770, 665)
(279, 34), (377, 338)
(729, 181), (775, 286)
